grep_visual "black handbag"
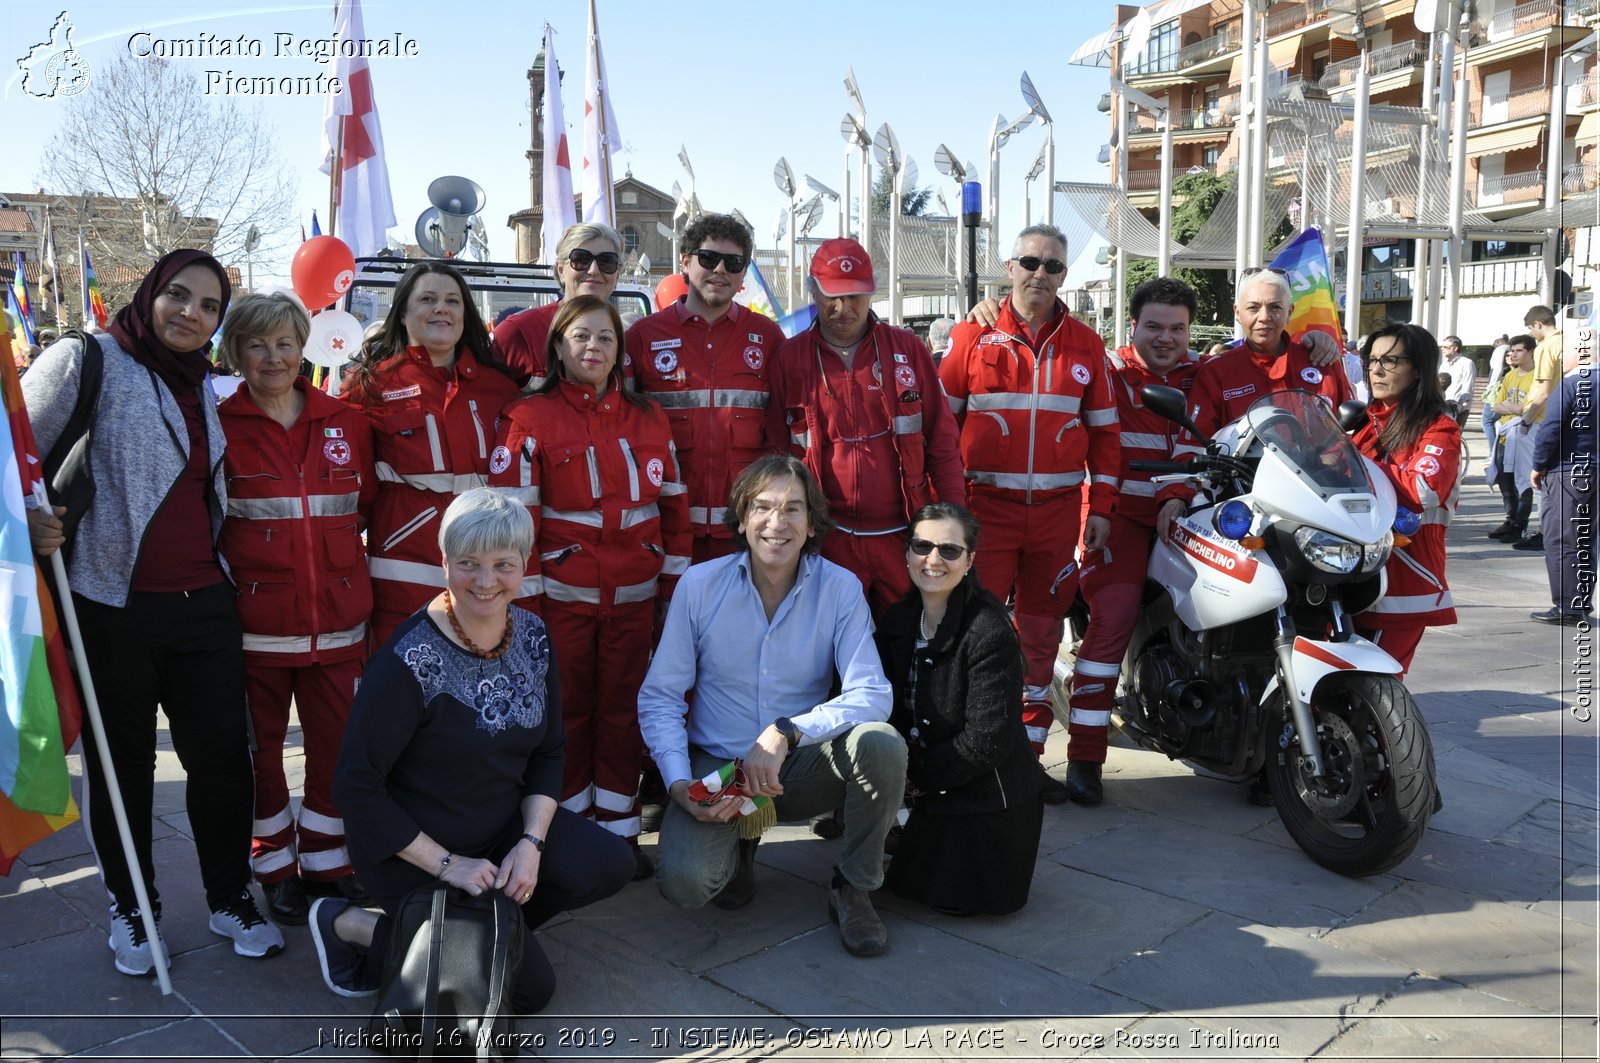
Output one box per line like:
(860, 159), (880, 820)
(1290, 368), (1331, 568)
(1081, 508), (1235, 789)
(368, 884), (524, 1060)
(39, 329), (103, 565)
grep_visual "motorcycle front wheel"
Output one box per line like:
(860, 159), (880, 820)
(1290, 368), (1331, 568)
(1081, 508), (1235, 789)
(1267, 674), (1435, 876)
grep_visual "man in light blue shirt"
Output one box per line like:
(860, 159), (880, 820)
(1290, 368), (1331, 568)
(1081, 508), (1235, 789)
(638, 456), (905, 956)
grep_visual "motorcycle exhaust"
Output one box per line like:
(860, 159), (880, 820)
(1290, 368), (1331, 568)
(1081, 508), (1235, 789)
(1162, 679), (1218, 729)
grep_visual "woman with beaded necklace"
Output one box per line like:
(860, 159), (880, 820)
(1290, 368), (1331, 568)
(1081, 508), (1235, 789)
(313, 489), (633, 1008)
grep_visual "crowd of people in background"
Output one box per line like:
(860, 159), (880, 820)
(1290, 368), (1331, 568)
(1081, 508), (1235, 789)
(17, 213), (1589, 1010)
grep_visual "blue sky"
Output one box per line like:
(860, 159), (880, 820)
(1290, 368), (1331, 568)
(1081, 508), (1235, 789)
(2, 1), (1122, 286)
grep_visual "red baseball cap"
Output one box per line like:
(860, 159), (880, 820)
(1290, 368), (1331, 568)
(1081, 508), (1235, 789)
(809, 238), (876, 297)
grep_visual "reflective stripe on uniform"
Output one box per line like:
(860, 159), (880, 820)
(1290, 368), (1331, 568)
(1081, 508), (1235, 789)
(1121, 480), (1158, 496)
(1024, 684), (1052, 703)
(253, 805), (294, 837)
(1073, 658), (1122, 678)
(651, 390), (712, 409)
(947, 395), (967, 415)
(1368, 590), (1455, 614)
(1084, 408), (1118, 427)
(560, 785), (594, 813)
(714, 389), (768, 408)
(661, 555), (690, 576)
(544, 579), (602, 604)
(893, 414), (922, 435)
(298, 807), (344, 836)
(967, 392), (1081, 415)
(688, 505), (728, 524)
(593, 786), (636, 813)
(541, 502), (661, 529)
(1070, 708), (1112, 727)
(252, 847), (296, 875)
(376, 463), (486, 493)
(968, 469), (1086, 490)
(1025, 724), (1051, 744)
(298, 846), (351, 873)
(242, 622), (368, 655)
(1120, 432), (1170, 450)
(369, 556), (448, 589)
(615, 577), (660, 604)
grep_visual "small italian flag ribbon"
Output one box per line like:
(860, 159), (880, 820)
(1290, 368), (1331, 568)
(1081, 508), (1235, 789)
(686, 759), (777, 839)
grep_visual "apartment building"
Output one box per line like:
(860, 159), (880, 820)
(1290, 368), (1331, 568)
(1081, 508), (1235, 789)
(1102, 0), (1598, 342)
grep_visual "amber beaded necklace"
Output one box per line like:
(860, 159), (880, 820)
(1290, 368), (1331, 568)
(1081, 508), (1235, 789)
(444, 595), (514, 660)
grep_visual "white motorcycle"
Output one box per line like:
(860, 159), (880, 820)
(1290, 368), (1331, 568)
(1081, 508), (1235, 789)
(1064, 386), (1435, 876)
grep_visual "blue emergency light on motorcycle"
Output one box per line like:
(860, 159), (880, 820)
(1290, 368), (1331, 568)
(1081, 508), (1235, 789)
(1392, 507), (1422, 537)
(1213, 500), (1253, 540)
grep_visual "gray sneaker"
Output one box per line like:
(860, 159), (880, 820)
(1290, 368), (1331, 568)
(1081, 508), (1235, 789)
(208, 889), (284, 958)
(827, 875), (888, 957)
(109, 906), (164, 977)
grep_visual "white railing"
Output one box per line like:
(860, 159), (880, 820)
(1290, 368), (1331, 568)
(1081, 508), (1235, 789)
(1456, 258), (1543, 296)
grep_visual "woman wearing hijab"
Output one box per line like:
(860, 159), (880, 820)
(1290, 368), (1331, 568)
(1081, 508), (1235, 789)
(25, 250), (284, 978)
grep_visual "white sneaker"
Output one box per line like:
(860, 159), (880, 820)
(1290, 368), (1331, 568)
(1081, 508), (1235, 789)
(208, 889), (284, 958)
(108, 906), (164, 977)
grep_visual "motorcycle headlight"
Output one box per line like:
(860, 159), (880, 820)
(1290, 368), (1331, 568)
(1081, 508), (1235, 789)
(1292, 526), (1364, 574)
(1361, 530), (1394, 573)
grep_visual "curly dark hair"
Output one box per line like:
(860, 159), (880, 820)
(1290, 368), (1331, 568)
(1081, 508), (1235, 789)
(682, 213), (753, 260)
(343, 261), (513, 399)
(1361, 322), (1448, 457)
(1130, 277), (1197, 323)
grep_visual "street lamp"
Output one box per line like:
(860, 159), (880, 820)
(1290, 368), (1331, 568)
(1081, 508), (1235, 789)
(774, 156), (799, 313)
(1111, 76), (1174, 275)
(874, 123), (905, 325)
(840, 112), (870, 248)
(1020, 71), (1055, 225)
(804, 175), (843, 238)
(1022, 141), (1047, 228)
(987, 111), (1035, 276)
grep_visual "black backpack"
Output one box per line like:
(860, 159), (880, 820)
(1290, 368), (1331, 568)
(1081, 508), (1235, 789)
(368, 884), (524, 1060)
(39, 329), (104, 565)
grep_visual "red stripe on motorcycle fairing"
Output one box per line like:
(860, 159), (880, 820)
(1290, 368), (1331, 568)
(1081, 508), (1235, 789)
(1294, 637), (1356, 670)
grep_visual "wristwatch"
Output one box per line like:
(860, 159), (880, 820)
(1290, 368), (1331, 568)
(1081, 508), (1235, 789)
(520, 833), (545, 852)
(773, 716), (803, 752)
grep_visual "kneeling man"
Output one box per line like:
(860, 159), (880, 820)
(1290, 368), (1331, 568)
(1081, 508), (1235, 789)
(638, 455), (905, 956)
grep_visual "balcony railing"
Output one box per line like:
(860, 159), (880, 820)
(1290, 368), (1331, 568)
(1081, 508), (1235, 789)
(1265, 0), (1334, 38)
(1480, 167), (1548, 197)
(1455, 258), (1542, 295)
(1124, 164), (1218, 191)
(1319, 40), (1427, 89)
(1128, 100), (1239, 135)
(1482, 0), (1568, 43)
(1566, 160), (1598, 194)
(1470, 85), (1556, 125)
(1173, 26), (1241, 70)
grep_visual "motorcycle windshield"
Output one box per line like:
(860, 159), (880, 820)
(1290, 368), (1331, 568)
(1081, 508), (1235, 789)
(1244, 392), (1372, 496)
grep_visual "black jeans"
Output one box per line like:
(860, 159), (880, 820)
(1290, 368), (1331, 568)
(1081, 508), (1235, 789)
(1496, 473), (1533, 531)
(75, 584), (254, 912)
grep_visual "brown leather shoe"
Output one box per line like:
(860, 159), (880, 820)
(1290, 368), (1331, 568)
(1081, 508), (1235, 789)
(828, 874), (888, 957)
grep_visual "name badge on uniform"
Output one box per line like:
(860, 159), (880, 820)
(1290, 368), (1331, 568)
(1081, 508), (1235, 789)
(382, 385), (422, 402)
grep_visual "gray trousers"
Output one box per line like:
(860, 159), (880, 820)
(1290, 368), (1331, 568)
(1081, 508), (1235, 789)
(656, 723), (907, 908)
(1540, 463), (1596, 616)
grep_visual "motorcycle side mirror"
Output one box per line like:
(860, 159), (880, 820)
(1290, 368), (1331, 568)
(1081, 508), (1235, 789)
(1141, 383), (1213, 445)
(1337, 400), (1369, 433)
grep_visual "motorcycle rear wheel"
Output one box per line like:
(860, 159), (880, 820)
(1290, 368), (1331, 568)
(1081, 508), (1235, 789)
(1267, 674), (1434, 876)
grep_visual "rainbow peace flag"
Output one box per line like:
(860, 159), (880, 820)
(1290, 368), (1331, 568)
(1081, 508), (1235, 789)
(82, 247), (107, 330)
(1269, 227), (1343, 346)
(0, 313), (83, 874)
(9, 255), (36, 347)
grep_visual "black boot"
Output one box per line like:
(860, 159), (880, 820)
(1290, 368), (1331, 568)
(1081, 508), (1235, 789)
(1065, 761), (1104, 805)
(264, 877), (308, 925)
(1038, 764), (1071, 805)
(712, 838), (759, 910)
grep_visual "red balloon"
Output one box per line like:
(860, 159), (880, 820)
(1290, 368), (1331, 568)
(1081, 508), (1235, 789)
(291, 236), (357, 310)
(654, 272), (688, 310)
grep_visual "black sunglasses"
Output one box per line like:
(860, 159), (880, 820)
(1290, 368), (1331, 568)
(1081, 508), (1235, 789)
(567, 249), (621, 274)
(690, 249), (750, 273)
(909, 537), (970, 561)
(1015, 256), (1067, 275)
(1241, 265), (1288, 278)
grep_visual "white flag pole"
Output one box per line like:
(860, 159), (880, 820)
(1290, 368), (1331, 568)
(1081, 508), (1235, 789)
(33, 480), (173, 994)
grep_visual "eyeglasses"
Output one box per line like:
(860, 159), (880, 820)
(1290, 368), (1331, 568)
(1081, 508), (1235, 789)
(690, 249), (750, 273)
(567, 249), (621, 274)
(908, 537), (970, 561)
(1241, 266), (1288, 278)
(1014, 256), (1067, 275)
(1364, 354), (1412, 372)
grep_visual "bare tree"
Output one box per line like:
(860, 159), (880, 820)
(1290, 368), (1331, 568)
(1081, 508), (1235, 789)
(38, 56), (296, 302)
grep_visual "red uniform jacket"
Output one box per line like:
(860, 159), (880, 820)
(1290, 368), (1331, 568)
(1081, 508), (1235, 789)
(940, 300), (1121, 515)
(219, 379), (376, 666)
(1353, 406), (1460, 628)
(490, 302), (560, 389)
(766, 317), (964, 531)
(1166, 336), (1354, 504)
(624, 300), (784, 540)
(342, 346), (525, 619)
(489, 375), (691, 610)
(1106, 345), (1200, 527)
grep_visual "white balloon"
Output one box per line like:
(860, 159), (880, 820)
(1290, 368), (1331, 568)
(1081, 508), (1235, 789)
(304, 309), (363, 368)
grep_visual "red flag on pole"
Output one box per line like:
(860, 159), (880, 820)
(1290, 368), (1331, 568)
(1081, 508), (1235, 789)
(319, 0), (396, 258)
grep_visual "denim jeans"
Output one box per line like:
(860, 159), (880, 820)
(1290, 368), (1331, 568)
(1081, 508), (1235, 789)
(655, 723), (907, 907)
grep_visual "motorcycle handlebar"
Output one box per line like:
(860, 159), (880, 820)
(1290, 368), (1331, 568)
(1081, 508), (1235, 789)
(1128, 459), (1195, 473)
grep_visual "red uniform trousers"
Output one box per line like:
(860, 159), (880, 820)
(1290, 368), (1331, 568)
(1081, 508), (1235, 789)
(1070, 513), (1157, 764)
(247, 655), (364, 883)
(542, 599), (654, 843)
(1353, 625), (1426, 678)
(691, 534), (737, 566)
(822, 529), (912, 620)
(970, 492), (1083, 755)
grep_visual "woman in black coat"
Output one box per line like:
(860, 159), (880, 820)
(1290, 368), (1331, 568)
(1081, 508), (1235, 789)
(875, 503), (1043, 916)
